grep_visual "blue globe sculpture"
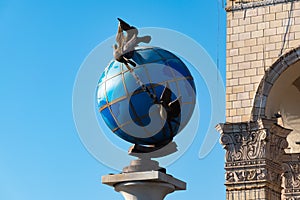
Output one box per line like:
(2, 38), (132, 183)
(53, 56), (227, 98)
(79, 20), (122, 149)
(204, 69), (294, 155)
(96, 47), (196, 146)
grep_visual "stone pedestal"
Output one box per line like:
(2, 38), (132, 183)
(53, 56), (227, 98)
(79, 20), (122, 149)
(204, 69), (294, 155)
(102, 171), (186, 200)
(102, 142), (185, 200)
(115, 182), (175, 200)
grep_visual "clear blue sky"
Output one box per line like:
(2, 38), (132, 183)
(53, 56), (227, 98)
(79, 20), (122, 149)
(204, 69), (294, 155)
(0, 0), (226, 199)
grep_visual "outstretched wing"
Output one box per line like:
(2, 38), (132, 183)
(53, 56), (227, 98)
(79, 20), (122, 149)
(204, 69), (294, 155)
(136, 36), (152, 44)
(117, 18), (132, 31)
(116, 25), (124, 48)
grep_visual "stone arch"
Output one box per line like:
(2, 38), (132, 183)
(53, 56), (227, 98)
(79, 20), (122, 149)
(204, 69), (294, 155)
(251, 46), (300, 121)
(251, 46), (300, 153)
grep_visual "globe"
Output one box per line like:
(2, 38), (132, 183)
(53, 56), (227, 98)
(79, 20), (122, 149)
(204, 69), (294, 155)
(96, 46), (196, 146)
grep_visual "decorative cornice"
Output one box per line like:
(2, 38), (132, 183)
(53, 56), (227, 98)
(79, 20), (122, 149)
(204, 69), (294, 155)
(226, 0), (300, 12)
(219, 120), (290, 163)
(220, 128), (267, 162)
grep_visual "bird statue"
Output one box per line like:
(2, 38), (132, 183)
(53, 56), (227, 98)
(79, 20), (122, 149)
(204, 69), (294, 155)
(113, 18), (151, 70)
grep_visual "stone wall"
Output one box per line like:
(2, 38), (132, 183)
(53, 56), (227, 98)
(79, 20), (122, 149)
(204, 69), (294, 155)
(226, 0), (300, 122)
(221, 1), (300, 199)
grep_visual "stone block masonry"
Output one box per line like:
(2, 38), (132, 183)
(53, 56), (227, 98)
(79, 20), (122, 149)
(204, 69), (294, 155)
(226, 0), (300, 122)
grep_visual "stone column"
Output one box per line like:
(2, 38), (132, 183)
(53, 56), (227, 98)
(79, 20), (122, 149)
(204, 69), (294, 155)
(282, 153), (300, 200)
(217, 119), (291, 200)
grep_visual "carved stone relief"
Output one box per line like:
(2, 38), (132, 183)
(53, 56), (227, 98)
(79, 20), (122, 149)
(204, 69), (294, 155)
(218, 119), (290, 194)
(282, 156), (300, 199)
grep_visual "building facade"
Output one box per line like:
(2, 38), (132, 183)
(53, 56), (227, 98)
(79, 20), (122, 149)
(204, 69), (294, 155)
(218, 0), (300, 199)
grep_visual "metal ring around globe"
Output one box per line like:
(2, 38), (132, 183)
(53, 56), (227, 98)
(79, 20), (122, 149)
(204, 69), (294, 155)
(72, 27), (225, 170)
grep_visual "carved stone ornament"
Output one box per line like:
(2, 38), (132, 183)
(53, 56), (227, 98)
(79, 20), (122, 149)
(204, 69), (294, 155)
(226, 0), (298, 12)
(282, 154), (300, 199)
(217, 119), (291, 192)
(217, 119), (290, 164)
(225, 168), (268, 183)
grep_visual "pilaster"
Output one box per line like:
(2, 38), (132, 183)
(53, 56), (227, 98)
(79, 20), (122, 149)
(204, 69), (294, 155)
(282, 154), (300, 200)
(217, 119), (291, 199)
